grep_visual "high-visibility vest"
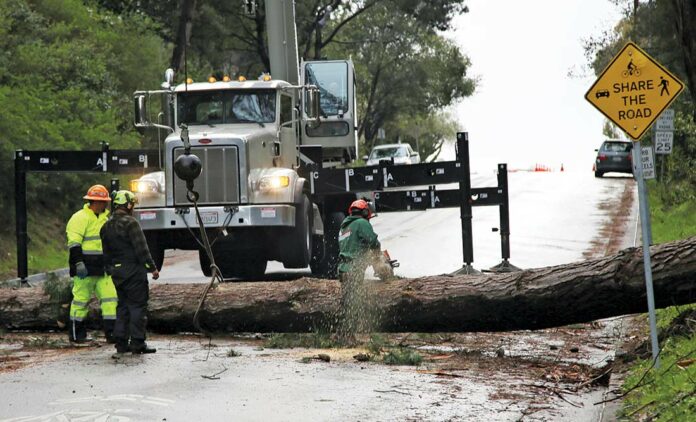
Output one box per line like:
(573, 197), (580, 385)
(66, 204), (110, 275)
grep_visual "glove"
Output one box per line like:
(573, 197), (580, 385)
(75, 262), (88, 279)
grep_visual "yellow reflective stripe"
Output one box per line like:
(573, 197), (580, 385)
(82, 250), (103, 256)
(102, 315), (117, 320)
(71, 300), (89, 307)
(83, 235), (101, 241)
(100, 298), (118, 303)
(114, 264), (122, 267)
(67, 243), (81, 249)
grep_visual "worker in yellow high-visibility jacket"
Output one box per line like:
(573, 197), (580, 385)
(65, 184), (118, 343)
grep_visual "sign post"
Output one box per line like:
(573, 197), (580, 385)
(654, 109), (674, 181)
(585, 42), (685, 368)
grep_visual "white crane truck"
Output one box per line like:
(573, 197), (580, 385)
(131, 0), (358, 278)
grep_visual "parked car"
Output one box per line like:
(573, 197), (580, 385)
(365, 143), (420, 166)
(594, 139), (633, 178)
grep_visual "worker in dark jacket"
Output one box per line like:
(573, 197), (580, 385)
(337, 199), (381, 343)
(100, 190), (159, 356)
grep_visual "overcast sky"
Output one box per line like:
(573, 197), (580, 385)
(446, 0), (624, 172)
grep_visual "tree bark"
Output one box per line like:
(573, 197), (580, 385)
(669, 0), (696, 122)
(170, 0), (197, 75)
(1, 237), (695, 333)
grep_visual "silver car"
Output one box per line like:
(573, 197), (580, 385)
(365, 143), (420, 166)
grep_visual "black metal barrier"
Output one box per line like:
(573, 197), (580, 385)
(14, 132), (518, 282)
(303, 132), (519, 274)
(13, 143), (158, 283)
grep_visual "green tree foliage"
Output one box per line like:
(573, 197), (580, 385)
(324, 3), (474, 153)
(0, 0), (168, 232)
(584, 0), (695, 205)
(99, 0), (475, 158)
(382, 112), (459, 162)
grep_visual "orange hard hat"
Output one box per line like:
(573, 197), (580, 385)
(83, 184), (111, 202)
(348, 199), (372, 219)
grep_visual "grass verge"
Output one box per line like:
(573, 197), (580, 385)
(619, 189), (696, 420)
(0, 211), (67, 280)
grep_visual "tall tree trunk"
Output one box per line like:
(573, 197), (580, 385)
(170, 0), (197, 75)
(1, 237), (695, 334)
(254, 6), (270, 72)
(670, 0), (696, 122)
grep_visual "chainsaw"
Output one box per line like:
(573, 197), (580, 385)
(372, 250), (400, 281)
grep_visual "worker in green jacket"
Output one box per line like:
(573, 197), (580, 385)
(337, 199), (381, 343)
(338, 199), (381, 280)
(65, 184), (118, 343)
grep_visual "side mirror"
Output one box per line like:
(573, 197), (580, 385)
(410, 152), (419, 157)
(165, 68), (175, 85)
(362, 155), (369, 161)
(594, 149), (599, 152)
(134, 94), (149, 129)
(306, 86), (321, 128)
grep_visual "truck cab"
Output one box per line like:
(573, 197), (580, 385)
(131, 62), (357, 279)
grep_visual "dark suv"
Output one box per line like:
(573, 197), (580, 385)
(594, 140), (633, 178)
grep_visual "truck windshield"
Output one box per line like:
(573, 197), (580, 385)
(177, 90), (276, 126)
(304, 62), (348, 116)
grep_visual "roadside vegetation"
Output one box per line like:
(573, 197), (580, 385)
(0, 0), (474, 280)
(584, 2), (696, 419)
(616, 190), (696, 421)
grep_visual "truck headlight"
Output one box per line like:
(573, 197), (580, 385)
(130, 179), (161, 193)
(259, 175), (290, 191)
(130, 171), (165, 208)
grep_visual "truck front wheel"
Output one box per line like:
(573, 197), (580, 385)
(283, 194), (312, 268)
(310, 211), (344, 278)
(199, 248), (267, 280)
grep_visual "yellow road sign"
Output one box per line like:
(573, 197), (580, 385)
(585, 42), (684, 140)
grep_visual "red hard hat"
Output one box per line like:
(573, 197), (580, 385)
(83, 184), (111, 202)
(348, 199), (372, 219)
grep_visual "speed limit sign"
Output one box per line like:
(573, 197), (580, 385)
(655, 131), (674, 154)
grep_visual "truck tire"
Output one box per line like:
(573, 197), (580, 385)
(199, 249), (267, 280)
(225, 259), (267, 280)
(199, 248), (212, 277)
(283, 194), (312, 268)
(594, 171), (604, 178)
(310, 211), (344, 278)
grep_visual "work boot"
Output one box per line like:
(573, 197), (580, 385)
(68, 321), (94, 344)
(114, 338), (129, 354)
(130, 342), (156, 354)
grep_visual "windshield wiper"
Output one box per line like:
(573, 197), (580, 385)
(237, 119), (265, 128)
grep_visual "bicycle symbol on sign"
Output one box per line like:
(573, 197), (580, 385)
(621, 59), (641, 78)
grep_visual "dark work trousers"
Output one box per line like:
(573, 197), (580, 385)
(112, 264), (149, 350)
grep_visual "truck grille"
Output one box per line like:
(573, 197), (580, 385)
(173, 146), (241, 205)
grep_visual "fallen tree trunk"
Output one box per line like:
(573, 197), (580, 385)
(1, 237), (695, 333)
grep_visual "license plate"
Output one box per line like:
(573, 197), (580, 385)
(612, 157), (623, 162)
(261, 208), (277, 218)
(138, 211), (157, 221)
(200, 212), (218, 225)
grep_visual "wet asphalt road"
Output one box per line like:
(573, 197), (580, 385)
(0, 171), (638, 421)
(157, 170), (636, 282)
